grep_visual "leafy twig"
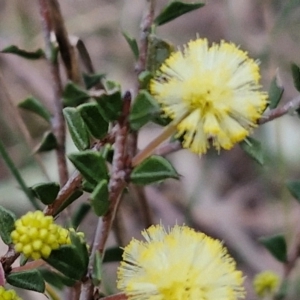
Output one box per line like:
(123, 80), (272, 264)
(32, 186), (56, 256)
(259, 95), (300, 124)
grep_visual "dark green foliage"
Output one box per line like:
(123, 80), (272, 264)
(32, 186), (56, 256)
(131, 155), (179, 185)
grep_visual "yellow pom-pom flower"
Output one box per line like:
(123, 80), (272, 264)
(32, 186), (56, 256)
(253, 271), (280, 297)
(117, 224), (245, 300)
(150, 38), (267, 154)
(0, 286), (22, 300)
(11, 211), (71, 260)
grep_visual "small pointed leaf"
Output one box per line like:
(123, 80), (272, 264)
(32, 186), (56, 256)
(63, 82), (90, 107)
(68, 151), (108, 186)
(122, 32), (139, 60)
(90, 180), (109, 216)
(1, 45), (45, 59)
(291, 63), (300, 92)
(130, 90), (161, 131)
(95, 81), (122, 121)
(63, 107), (90, 150)
(69, 231), (89, 270)
(138, 70), (153, 89)
(259, 234), (287, 263)
(240, 137), (264, 166)
(39, 269), (76, 289)
(131, 155), (179, 185)
(78, 103), (109, 139)
(154, 1), (205, 26)
(83, 73), (106, 90)
(268, 74), (284, 109)
(147, 36), (174, 73)
(54, 190), (83, 217)
(44, 245), (86, 280)
(18, 97), (52, 122)
(30, 182), (60, 205)
(0, 205), (16, 245)
(6, 270), (45, 292)
(286, 180), (300, 203)
(92, 251), (102, 286)
(103, 247), (123, 263)
(35, 131), (57, 152)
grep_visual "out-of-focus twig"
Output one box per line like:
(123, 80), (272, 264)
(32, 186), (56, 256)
(48, 0), (81, 84)
(38, 0), (68, 186)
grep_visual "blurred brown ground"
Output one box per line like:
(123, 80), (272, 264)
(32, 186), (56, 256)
(2, 1), (300, 299)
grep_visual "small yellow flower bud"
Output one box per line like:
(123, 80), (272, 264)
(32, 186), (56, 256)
(0, 286), (22, 300)
(11, 211), (72, 260)
(253, 270), (280, 297)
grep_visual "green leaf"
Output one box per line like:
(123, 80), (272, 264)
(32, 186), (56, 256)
(103, 247), (123, 263)
(90, 180), (109, 216)
(0, 205), (16, 245)
(35, 131), (57, 153)
(291, 63), (300, 92)
(63, 82), (90, 107)
(18, 97), (52, 122)
(1, 45), (45, 60)
(68, 151), (108, 186)
(130, 90), (161, 131)
(286, 180), (300, 203)
(6, 270), (45, 292)
(94, 80), (122, 121)
(72, 203), (91, 228)
(259, 234), (287, 263)
(30, 182), (60, 205)
(54, 190), (83, 217)
(83, 73), (106, 90)
(240, 137), (264, 166)
(69, 231), (89, 270)
(268, 75), (284, 109)
(44, 245), (86, 280)
(78, 103), (109, 139)
(122, 32), (139, 60)
(39, 269), (76, 289)
(63, 107), (90, 150)
(0, 139), (40, 209)
(131, 155), (179, 185)
(147, 35), (174, 73)
(138, 70), (153, 89)
(92, 251), (102, 286)
(154, 1), (205, 26)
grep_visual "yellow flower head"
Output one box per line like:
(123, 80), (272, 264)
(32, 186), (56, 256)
(0, 286), (22, 300)
(11, 211), (71, 260)
(253, 270), (280, 297)
(150, 38), (267, 154)
(117, 224), (245, 300)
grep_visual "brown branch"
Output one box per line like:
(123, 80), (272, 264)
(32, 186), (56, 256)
(259, 95), (300, 125)
(79, 92), (131, 300)
(38, 0), (68, 186)
(0, 245), (19, 274)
